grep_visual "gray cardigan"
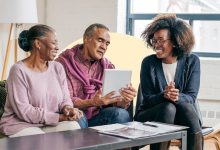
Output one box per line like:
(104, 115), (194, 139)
(139, 54), (200, 111)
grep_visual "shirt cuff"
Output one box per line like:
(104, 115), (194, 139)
(44, 112), (59, 125)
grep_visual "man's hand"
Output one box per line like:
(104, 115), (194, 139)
(164, 81), (179, 102)
(120, 84), (137, 103)
(91, 88), (123, 107)
(112, 84), (136, 109)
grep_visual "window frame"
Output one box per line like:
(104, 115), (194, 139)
(126, 0), (220, 57)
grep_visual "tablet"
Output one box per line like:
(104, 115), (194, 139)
(102, 69), (132, 96)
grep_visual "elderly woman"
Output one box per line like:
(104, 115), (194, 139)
(0, 24), (85, 137)
(134, 14), (203, 150)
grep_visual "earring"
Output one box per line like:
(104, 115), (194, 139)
(38, 47), (41, 50)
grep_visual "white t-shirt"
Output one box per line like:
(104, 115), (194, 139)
(162, 61), (178, 84)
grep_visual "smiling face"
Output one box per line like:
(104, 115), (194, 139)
(152, 29), (176, 63)
(37, 32), (59, 61)
(83, 28), (110, 61)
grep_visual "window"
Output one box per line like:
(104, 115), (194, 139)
(126, 0), (220, 57)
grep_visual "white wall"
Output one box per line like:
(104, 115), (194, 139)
(198, 58), (220, 126)
(46, 0), (126, 50)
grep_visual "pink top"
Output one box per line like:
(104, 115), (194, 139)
(0, 61), (73, 135)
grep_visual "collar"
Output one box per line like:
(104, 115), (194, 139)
(75, 44), (99, 66)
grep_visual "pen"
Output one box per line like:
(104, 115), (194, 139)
(143, 123), (158, 128)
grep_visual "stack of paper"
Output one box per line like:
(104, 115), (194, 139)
(90, 121), (187, 139)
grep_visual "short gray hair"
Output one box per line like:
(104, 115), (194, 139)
(83, 23), (109, 38)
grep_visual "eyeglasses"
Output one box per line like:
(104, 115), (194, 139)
(150, 39), (171, 46)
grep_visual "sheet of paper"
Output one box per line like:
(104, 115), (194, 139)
(90, 123), (127, 132)
(141, 121), (186, 134)
(90, 122), (157, 139)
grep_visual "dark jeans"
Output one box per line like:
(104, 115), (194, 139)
(88, 107), (131, 127)
(134, 102), (202, 150)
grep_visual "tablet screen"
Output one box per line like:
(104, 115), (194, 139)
(102, 69), (132, 96)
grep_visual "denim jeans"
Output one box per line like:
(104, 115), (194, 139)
(77, 115), (88, 129)
(88, 107), (131, 127)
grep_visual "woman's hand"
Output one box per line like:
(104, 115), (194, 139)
(164, 81), (179, 102)
(60, 105), (83, 121)
(67, 108), (83, 121)
(59, 114), (69, 122)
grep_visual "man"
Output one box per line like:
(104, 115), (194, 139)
(56, 23), (136, 127)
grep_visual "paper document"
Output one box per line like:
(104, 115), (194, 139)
(141, 121), (186, 134)
(91, 122), (157, 139)
(90, 121), (187, 139)
(90, 123), (126, 132)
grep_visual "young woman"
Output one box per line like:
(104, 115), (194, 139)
(134, 14), (203, 150)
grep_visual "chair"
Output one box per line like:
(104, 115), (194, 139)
(0, 80), (6, 118)
(135, 84), (216, 149)
(204, 124), (220, 150)
(0, 80), (7, 138)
